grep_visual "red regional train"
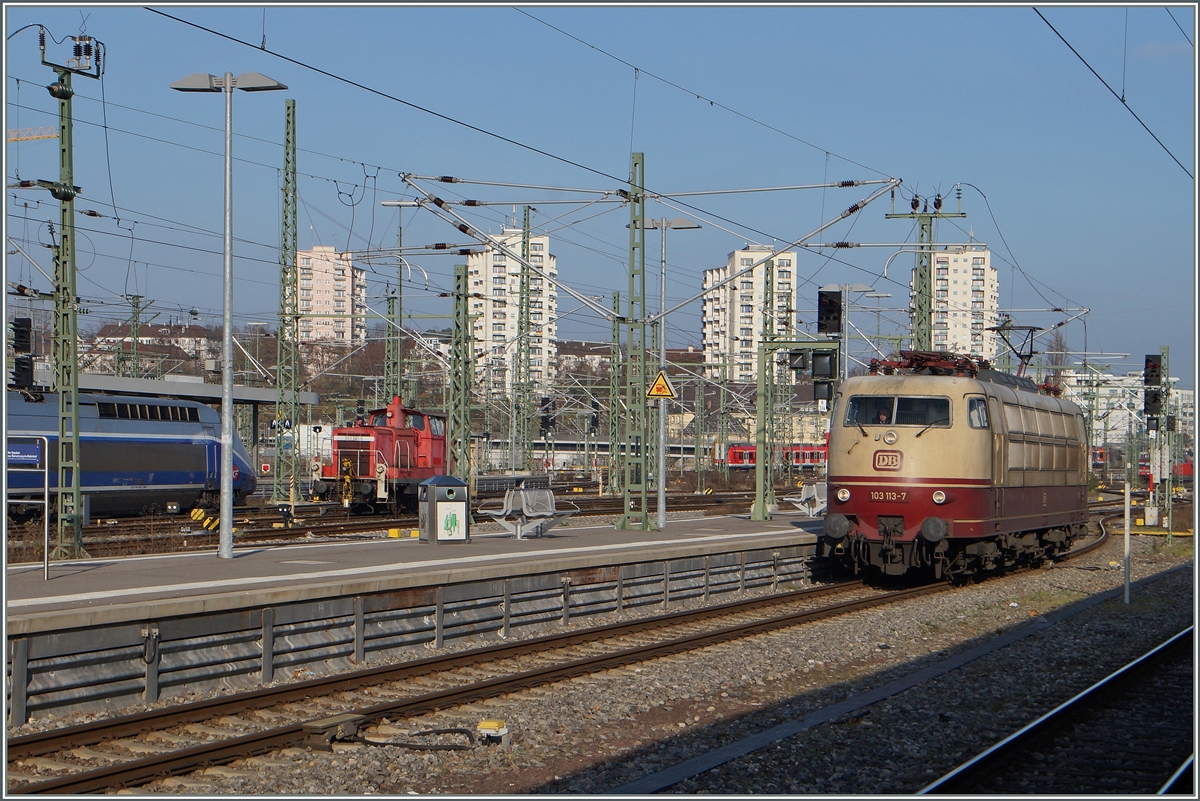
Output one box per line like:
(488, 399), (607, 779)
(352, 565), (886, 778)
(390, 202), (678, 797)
(820, 352), (1089, 581)
(310, 395), (449, 513)
(719, 442), (828, 472)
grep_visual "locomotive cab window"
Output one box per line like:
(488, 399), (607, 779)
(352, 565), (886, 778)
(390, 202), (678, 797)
(405, 413), (426, 431)
(844, 395), (951, 428)
(429, 417), (445, 436)
(967, 397), (990, 428)
(371, 412), (387, 427)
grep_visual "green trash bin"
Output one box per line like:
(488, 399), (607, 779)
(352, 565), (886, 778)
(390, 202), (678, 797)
(418, 476), (470, 544)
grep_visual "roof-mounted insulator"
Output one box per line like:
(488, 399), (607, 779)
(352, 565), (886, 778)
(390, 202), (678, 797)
(73, 40), (82, 59)
(911, 195), (920, 212)
(39, 28), (45, 49)
(934, 194), (943, 211)
(438, 176), (458, 183)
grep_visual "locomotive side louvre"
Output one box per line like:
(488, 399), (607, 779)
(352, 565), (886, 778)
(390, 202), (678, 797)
(823, 370), (1088, 580)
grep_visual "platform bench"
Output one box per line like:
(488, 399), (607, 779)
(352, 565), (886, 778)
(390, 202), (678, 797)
(477, 486), (577, 539)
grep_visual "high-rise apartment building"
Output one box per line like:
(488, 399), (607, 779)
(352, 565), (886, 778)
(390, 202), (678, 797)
(700, 246), (798, 383)
(296, 246), (367, 345)
(924, 245), (1000, 359)
(467, 227), (559, 391)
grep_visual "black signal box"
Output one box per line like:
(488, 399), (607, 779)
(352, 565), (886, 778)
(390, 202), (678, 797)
(1144, 355), (1162, 386)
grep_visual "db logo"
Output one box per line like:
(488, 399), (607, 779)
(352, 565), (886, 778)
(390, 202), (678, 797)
(873, 450), (903, 471)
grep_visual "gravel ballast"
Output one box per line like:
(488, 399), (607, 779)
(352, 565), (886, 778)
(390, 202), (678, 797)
(11, 532), (1193, 795)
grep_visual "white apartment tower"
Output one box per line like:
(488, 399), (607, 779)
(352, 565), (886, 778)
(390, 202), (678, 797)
(925, 245), (1000, 360)
(467, 227), (559, 392)
(297, 246), (368, 345)
(700, 246), (799, 383)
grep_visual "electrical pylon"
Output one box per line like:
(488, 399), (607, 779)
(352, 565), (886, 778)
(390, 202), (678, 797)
(608, 292), (622, 495)
(885, 189), (966, 351)
(40, 31), (101, 559)
(617, 153), (650, 530)
(449, 264), (473, 481)
(272, 99), (300, 505)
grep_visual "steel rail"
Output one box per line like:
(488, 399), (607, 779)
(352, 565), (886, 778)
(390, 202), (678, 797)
(919, 626), (1195, 795)
(10, 583), (949, 794)
(6, 580), (861, 760)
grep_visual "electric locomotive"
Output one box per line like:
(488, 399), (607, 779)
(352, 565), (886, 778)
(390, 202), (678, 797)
(309, 395), (449, 513)
(820, 352), (1089, 580)
(6, 390), (257, 517)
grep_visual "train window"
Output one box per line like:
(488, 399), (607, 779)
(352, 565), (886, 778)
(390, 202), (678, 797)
(371, 413), (387, 426)
(117, 404), (131, 419)
(98, 403), (117, 418)
(406, 413), (426, 431)
(429, 417), (445, 436)
(967, 397), (989, 428)
(895, 397), (950, 427)
(844, 396), (895, 426)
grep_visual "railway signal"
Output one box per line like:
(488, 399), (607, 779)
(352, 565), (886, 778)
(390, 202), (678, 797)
(539, 396), (555, 435)
(1144, 388), (1163, 416)
(817, 290), (843, 335)
(10, 355), (34, 389)
(787, 349), (809, 372)
(590, 399), (600, 433)
(1143, 354), (1162, 385)
(11, 317), (33, 353)
(812, 349), (837, 401)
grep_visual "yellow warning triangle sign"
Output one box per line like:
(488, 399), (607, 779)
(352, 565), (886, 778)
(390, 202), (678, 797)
(646, 370), (677, 400)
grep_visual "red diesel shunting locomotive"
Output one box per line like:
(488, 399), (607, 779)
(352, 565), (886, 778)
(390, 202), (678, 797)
(821, 352), (1089, 581)
(310, 395), (449, 513)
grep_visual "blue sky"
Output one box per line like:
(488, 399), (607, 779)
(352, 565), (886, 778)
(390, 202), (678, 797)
(5, 5), (1196, 387)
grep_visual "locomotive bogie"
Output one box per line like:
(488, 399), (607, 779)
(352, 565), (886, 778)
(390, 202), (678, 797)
(822, 361), (1089, 581)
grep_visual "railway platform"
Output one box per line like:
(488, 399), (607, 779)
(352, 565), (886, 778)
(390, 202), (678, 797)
(6, 513), (821, 627)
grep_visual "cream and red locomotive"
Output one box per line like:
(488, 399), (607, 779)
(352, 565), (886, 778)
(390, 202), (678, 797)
(821, 352), (1088, 580)
(310, 395), (449, 513)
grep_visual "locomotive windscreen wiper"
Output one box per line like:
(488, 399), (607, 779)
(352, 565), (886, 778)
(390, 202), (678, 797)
(915, 417), (949, 438)
(855, 421), (869, 437)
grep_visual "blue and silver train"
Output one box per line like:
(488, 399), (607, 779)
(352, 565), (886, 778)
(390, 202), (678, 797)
(5, 390), (257, 518)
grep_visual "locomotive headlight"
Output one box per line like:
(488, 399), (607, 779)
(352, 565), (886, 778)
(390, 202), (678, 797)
(932, 490), (946, 504)
(836, 488), (850, 502)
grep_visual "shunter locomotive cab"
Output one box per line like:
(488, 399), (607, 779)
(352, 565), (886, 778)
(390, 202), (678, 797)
(310, 396), (448, 513)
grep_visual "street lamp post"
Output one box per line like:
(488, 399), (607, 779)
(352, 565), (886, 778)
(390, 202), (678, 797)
(172, 71), (287, 559)
(645, 217), (701, 529)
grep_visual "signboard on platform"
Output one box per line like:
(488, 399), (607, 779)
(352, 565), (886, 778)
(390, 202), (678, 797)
(6, 438), (44, 469)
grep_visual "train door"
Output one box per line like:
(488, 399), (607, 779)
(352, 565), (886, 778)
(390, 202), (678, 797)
(985, 394), (1005, 518)
(203, 424), (218, 488)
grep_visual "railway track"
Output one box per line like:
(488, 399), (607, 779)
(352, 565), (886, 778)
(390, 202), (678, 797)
(921, 626), (1195, 795)
(9, 491), (759, 560)
(6, 580), (941, 794)
(5, 525), (1113, 794)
